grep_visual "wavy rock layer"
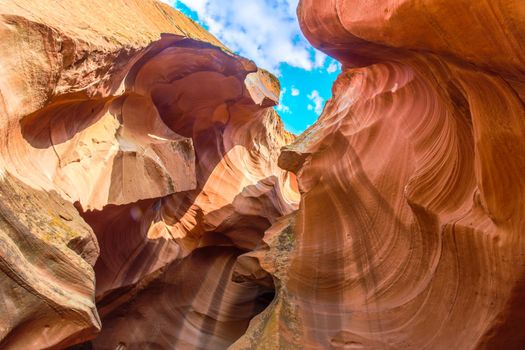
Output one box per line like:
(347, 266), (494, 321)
(0, 1), (297, 348)
(233, 1), (525, 349)
(1, 0), (524, 349)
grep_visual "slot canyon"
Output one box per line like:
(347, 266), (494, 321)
(0, 0), (524, 349)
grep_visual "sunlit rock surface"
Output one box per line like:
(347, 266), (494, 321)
(1, 0), (524, 349)
(233, 0), (525, 349)
(0, 0), (297, 348)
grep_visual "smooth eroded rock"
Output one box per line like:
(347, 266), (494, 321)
(233, 1), (525, 349)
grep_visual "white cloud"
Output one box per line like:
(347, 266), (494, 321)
(276, 87), (291, 113)
(291, 87), (300, 96)
(173, 0), (327, 73)
(314, 50), (327, 69)
(159, 0), (177, 5)
(327, 61), (340, 74)
(307, 90), (324, 114)
(277, 104), (291, 113)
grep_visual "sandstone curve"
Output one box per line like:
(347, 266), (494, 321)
(232, 1), (525, 349)
(1, 0), (524, 349)
(0, 1), (298, 348)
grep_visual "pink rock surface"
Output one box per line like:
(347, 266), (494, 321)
(233, 1), (525, 349)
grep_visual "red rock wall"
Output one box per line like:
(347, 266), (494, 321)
(1, 0), (524, 349)
(233, 1), (525, 349)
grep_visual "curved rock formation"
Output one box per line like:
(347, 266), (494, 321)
(233, 1), (525, 349)
(1, 0), (524, 349)
(0, 0), (297, 348)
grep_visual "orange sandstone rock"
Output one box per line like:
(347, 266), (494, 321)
(2, 0), (524, 349)
(233, 1), (525, 349)
(0, 0), (297, 348)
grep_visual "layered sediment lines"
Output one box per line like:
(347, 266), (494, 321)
(234, 1), (525, 349)
(1, 0), (524, 349)
(0, 1), (297, 348)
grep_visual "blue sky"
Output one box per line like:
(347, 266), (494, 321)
(162, 0), (341, 134)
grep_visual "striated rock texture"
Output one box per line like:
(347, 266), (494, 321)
(1, 0), (524, 349)
(0, 0), (297, 348)
(233, 1), (525, 349)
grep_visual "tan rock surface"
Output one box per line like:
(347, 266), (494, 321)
(0, 0), (297, 348)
